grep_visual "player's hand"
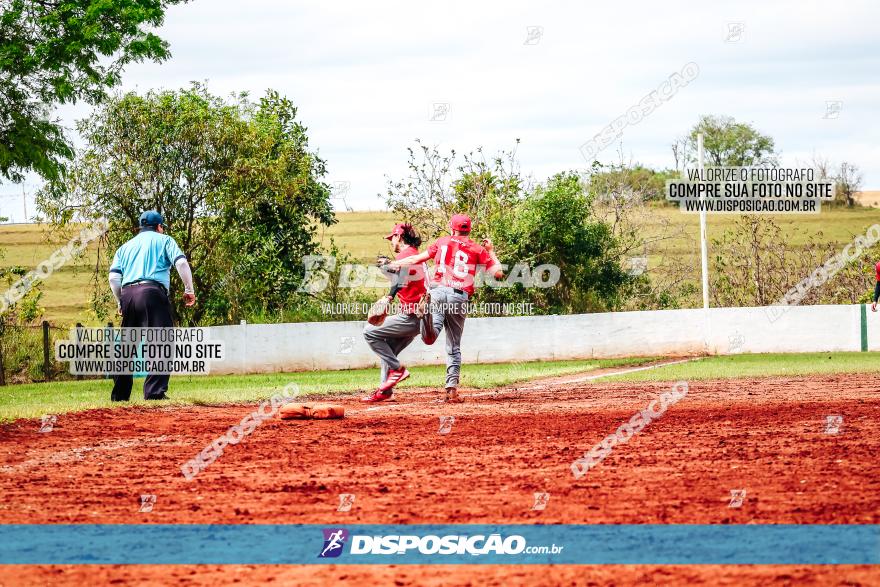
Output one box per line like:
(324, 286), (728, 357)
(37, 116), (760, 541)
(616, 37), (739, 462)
(482, 238), (494, 252)
(116, 305), (122, 317)
(183, 292), (196, 307)
(378, 256), (399, 274)
(872, 301), (877, 313)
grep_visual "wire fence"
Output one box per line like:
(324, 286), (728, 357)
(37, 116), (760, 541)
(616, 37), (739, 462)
(0, 320), (116, 385)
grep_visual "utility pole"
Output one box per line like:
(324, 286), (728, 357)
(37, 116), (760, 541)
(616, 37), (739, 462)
(698, 133), (709, 309)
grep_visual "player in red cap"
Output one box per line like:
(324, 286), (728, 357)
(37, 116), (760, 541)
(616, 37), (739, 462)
(389, 213), (503, 403)
(361, 222), (428, 402)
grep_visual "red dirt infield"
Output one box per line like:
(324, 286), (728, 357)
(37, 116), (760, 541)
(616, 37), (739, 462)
(1, 370), (878, 585)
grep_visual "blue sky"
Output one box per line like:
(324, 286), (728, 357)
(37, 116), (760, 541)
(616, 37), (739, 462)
(1, 0), (878, 219)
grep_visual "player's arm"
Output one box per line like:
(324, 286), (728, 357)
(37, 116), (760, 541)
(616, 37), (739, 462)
(108, 271), (122, 312)
(174, 257), (196, 307)
(167, 237), (196, 307)
(108, 250), (123, 314)
(388, 249), (432, 269)
(873, 280), (880, 312)
(481, 238), (504, 279)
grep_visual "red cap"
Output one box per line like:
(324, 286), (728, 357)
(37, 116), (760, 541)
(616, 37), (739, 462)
(385, 223), (407, 240)
(449, 214), (472, 232)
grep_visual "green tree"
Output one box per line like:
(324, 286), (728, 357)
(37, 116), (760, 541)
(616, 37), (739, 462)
(0, 263), (47, 383)
(385, 143), (636, 314)
(833, 161), (863, 208)
(37, 84), (335, 324)
(585, 161), (696, 310)
(810, 155), (864, 208)
(0, 0), (187, 182)
(384, 140), (523, 239)
(588, 164), (678, 202)
(685, 115), (777, 167)
(487, 172), (631, 313)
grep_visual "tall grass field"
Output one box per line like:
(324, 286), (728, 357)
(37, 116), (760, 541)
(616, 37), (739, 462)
(2, 205), (879, 325)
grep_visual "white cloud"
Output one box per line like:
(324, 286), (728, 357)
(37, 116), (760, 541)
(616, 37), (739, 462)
(3, 0), (878, 219)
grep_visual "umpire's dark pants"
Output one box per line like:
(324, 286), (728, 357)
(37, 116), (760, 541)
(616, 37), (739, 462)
(111, 282), (174, 401)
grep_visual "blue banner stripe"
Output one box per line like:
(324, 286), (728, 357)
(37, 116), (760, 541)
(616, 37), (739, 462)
(0, 525), (877, 565)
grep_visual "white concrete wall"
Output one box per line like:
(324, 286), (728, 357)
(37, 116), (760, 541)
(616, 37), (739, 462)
(205, 304), (870, 375)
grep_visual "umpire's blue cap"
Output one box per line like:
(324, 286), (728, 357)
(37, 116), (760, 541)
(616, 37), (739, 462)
(139, 210), (165, 228)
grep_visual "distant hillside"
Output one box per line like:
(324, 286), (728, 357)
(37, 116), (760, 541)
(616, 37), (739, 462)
(5, 205), (880, 324)
(855, 191), (880, 207)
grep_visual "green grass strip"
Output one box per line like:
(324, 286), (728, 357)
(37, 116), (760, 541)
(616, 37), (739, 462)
(0, 357), (654, 422)
(602, 352), (880, 383)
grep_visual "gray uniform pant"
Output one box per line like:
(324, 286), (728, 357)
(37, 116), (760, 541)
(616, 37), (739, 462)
(423, 286), (469, 389)
(363, 312), (421, 384)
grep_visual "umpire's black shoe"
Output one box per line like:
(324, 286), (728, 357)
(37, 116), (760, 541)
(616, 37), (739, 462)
(145, 393), (169, 401)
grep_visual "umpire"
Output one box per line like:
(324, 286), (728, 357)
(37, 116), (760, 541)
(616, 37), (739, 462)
(107, 211), (196, 401)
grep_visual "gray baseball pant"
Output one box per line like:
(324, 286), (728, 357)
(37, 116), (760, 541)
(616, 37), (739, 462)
(363, 312), (421, 384)
(422, 286), (469, 389)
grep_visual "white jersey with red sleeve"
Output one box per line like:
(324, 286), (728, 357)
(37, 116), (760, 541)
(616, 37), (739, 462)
(426, 235), (494, 297)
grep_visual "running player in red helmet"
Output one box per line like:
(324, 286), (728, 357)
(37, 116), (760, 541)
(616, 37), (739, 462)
(389, 213), (503, 403)
(361, 222), (428, 402)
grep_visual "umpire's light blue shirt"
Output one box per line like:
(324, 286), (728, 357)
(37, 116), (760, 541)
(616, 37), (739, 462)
(109, 229), (187, 290)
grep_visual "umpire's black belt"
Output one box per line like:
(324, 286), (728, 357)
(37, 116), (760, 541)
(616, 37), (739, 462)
(123, 279), (168, 295)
